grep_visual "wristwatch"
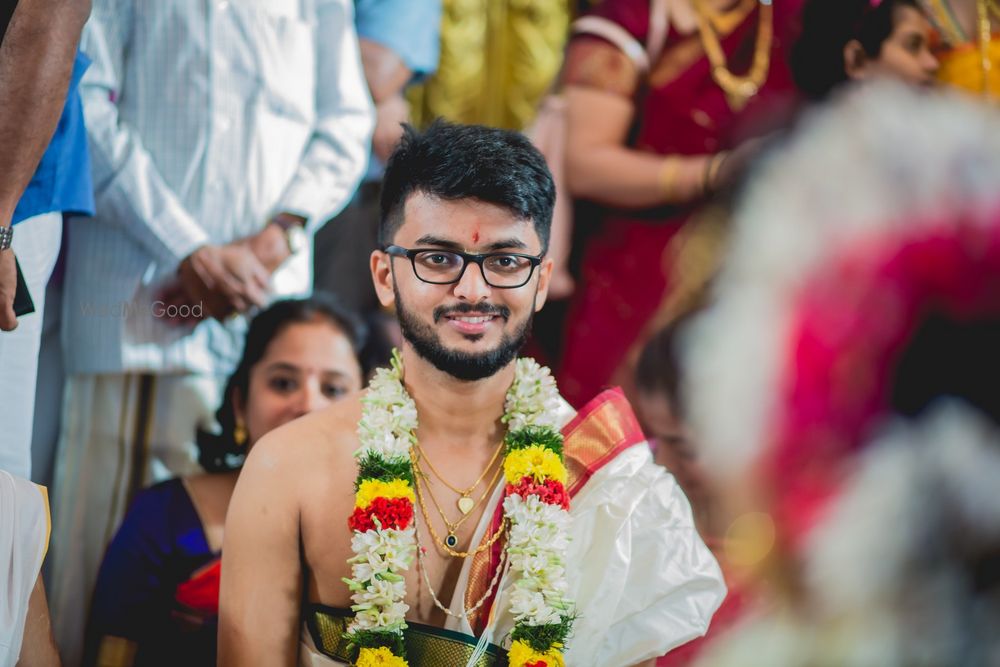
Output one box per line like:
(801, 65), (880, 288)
(271, 213), (307, 254)
(0, 225), (12, 251)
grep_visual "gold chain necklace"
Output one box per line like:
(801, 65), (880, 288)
(414, 440), (504, 515)
(413, 464), (507, 557)
(415, 524), (508, 621)
(413, 456), (504, 543)
(692, 0), (774, 111)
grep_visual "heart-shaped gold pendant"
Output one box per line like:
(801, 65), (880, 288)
(457, 496), (475, 515)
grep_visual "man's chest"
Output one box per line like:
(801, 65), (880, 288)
(300, 488), (497, 626)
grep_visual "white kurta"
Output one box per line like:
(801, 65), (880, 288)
(0, 471), (50, 667)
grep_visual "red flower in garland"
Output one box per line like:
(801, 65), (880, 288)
(525, 661), (548, 667)
(506, 476), (569, 509)
(348, 496), (414, 532)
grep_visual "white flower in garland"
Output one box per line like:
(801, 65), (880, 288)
(504, 358), (564, 432)
(503, 493), (573, 628)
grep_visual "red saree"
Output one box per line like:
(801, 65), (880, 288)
(558, 0), (803, 407)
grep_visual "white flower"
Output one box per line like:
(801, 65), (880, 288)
(504, 358), (563, 431)
(509, 587), (564, 626)
(355, 577), (406, 608)
(348, 607), (379, 631)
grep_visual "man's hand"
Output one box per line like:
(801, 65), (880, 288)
(0, 244), (18, 331)
(175, 241), (270, 321)
(246, 219), (294, 274)
(163, 215), (302, 325)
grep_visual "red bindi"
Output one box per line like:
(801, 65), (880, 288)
(472, 230), (480, 243)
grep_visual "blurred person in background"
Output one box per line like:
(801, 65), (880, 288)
(686, 82), (1000, 666)
(919, 0), (1000, 98)
(635, 321), (751, 667)
(312, 0), (441, 327)
(636, 320), (712, 534)
(0, 0), (93, 480)
(792, 0), (939, 100)
(406, 0), (568, 132)
(47, 1), (374, 662)
(557, 0), (804, 408)
(83, 295), (373, 667)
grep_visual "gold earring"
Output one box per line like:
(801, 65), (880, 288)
(233, 420), (247, 447)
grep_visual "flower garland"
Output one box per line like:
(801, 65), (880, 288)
(343, 351), (418, 664)
(343, 352), (575, 667)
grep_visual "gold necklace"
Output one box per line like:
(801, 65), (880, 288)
(414, 524), (508, 621)
(413, 466), (507, 557)
(414, 440), (504, 515)
(413, 457), (504, 540)
(692, 0), (773, 111)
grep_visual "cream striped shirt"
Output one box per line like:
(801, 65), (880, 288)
(65, 0), (374, 376)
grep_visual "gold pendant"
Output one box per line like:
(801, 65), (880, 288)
(445, 532), (459, 549)
(457, 495), (475, 515)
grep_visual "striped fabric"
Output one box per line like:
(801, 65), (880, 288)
(64, 0), (374, 376)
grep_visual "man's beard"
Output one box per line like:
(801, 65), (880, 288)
(394, 285), (533, 382)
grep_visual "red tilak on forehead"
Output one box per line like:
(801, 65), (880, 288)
(472, 230), (480, 243)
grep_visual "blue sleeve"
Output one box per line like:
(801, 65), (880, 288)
(353, 0), (442, 81)
(13, 51), (95, 224)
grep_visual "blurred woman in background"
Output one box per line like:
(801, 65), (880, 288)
(557, 0), (804, 407)
(792, 0), (940, 100)
(83, 295), (374, 666)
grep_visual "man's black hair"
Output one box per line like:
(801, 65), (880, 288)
(379, 120), (555, 250)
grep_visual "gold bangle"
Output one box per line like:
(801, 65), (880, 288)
(658, 156), (683, 201)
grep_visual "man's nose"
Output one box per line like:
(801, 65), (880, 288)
(452, 261), (492, 302)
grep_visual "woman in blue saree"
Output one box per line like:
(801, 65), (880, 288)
(84, 295), (374, 666)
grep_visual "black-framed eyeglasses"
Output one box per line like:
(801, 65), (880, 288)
(383, 245), (544, 289)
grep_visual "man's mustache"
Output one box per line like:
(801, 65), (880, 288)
(433, 303), (511, 323)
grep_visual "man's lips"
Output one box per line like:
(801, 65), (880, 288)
(444, 312), (500, 335)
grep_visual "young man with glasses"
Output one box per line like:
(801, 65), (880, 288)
(219, 121), (724, 667)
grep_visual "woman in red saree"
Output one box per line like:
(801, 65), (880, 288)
(558, 0), (803, 407)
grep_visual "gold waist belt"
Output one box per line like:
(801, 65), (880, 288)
(306, 605), (508, 666)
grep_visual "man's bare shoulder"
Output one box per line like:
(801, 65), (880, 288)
(240, 390), (364, 489)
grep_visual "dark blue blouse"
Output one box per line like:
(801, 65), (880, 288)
(85, 478), (218, 666)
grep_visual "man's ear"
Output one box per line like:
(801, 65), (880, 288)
(844, 39), (871, 80)
(533, 256), (554, 313)
(371, 249), (396, 308)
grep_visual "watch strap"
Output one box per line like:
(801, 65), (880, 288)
(0, 225), (13, 251)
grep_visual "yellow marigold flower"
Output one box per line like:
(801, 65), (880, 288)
(504, 445), (567, 485)
(355, 646), (408, 667)
(508, 639), (565, 667)
(355, 478), (415, 510)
